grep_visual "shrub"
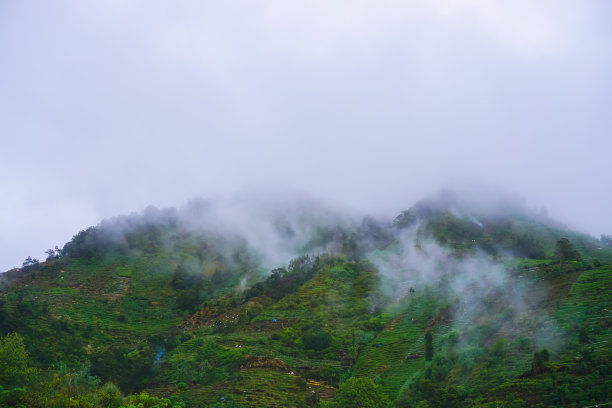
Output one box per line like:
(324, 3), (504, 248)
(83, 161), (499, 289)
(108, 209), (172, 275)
(327, 377), (390, 408)
(302, 331), (332, 351)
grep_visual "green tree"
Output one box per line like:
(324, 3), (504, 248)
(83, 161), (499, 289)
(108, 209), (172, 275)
(0, 333), (38, 389)
(96, 382), (123, 407)
(491, 337), (507, 358)
(397, 378), (461, 408)
(326, 377), (390, 408)
(170, 265), (190, 289)
(425, 331), (434, 361)
(578, 325), (590, 344)
(302, 331), (332, 351)
(554, 238), (581, 261)
(532, 347), (549, 374)
(21, 256), (39, 269)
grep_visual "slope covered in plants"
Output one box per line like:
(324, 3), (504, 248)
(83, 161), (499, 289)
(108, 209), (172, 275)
(0, 193), (610, 407)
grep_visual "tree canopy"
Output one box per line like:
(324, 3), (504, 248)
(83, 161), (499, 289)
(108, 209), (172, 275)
(554, 238), (581, 261)
(0, 332), (38, 389)
(326, 377), (390, 408)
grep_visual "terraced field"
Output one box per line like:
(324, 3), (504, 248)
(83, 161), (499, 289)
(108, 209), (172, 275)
(352, 292), (443, 400)
(555, 265), (612, 357)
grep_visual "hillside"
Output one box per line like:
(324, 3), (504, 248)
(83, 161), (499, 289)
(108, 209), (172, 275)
(1, 193), (611, 407)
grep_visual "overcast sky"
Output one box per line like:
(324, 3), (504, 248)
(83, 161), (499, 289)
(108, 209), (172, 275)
(1, 1), (611, 271)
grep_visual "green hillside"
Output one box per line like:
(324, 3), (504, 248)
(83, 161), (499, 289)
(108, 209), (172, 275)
(1, 195), (611, 407)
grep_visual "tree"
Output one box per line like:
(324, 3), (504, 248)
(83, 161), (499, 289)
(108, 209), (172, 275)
(425, 331), (434, 361)
(512, 234), (546, 259)
(21, 256), (39, 268)
(491, 337), (508, 358)
(170, 265), (190, 290)
(44, 249), (56, 260)
(302, 331), (332, 351)
(578, 325), (590, 344)
(327, 377), (390, 408)
(96, 382), (123, 407)
(554, 238), (581, 261)
(44, 246), (62, 260)
(532, 347), (549, 374)
(0, 332), (38, 389)
(393, 210), (418, 229)
(397, 378), (461, 408)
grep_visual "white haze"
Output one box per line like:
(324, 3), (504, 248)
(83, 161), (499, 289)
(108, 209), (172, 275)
(1, 1), (611, 271)
(91, 191), (358, 273)
(370, 225), (562, 352)
(176, 192), (357, 270)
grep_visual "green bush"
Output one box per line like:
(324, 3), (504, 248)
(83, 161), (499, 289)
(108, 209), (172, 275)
(326, 377), (390, 408)
(97, 382), (123, 407)
(0, 333), (38, 389)
(302, 331), (332, 351)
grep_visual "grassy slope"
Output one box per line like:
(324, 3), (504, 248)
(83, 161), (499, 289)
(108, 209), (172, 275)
(1, 205), (611, 407)
(2, 255), (610, 407)
(146, 259), (382, 407)
(482, 265), (612, 407)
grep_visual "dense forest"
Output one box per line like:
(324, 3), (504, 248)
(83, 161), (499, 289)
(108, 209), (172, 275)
(1, 192), (611, 407)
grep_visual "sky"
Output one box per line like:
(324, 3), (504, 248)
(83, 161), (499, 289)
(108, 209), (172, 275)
(1, 0), (611, 271)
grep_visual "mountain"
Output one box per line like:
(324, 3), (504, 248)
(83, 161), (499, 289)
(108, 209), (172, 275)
(0, 193), (611, 407)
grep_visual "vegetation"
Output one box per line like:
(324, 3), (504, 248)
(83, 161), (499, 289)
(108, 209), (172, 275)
(554, 237), (581, 261)
(424, 332), (433, 362)
(0, 195), (611, 407)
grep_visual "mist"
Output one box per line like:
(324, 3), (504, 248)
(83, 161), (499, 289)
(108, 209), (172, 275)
(163, 192), (358, 270)
(1, 1), (611, 272)
(370, 224), (564, 355)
